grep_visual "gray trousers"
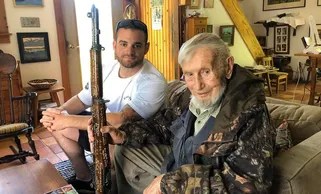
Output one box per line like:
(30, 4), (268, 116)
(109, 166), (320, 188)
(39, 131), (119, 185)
(114, 144), (172, 194)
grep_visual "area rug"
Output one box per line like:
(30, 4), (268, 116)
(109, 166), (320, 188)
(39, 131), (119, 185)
(54, 160), (95, 182)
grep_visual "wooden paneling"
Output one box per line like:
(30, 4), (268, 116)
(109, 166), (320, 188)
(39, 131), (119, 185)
(221, 0), (265, 61)
(0, 0), (10, 43)
(139, 0), (179, 81)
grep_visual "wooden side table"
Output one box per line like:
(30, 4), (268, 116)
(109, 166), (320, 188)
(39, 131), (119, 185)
(0, 159), (67, 194)
(23, 85), (65, 127)
(294, 53), (321, 105)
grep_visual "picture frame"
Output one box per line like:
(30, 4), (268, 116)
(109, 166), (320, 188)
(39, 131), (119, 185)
(13, 0), (43, 7)
(308, 24), (321, 39)
(17, 32), (51, 63)
(20, 17), (40, 27)
(207, 25), (213, 33)
(274, 25), (290, 54)
(263, 0), (305, 11)
(204, 0), (214, 8)
(318, 0), (321, 6)
(190, 0), (200, 9)
(219, 25), (235, 46)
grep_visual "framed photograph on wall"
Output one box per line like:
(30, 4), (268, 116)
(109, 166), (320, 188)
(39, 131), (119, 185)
(263, 0), (305, 11)
(274, 25), (290, 54)
(17, 32), (51, 63)
(219, 25), (235, 46)
(207, 25), (213, 33)
(13, 0), (43, 7)
(204, 0), (214, 8)
(309, 24), (321, 39)
(190, 0), (200, 9)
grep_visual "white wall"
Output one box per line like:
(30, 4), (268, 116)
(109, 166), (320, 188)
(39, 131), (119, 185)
(239, 0), (321, 79)
(0, 0), (62, 88)
(186, 0), (257, 67)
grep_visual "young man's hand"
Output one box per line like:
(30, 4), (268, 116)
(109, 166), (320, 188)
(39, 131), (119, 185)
(40, 108), (68, 132)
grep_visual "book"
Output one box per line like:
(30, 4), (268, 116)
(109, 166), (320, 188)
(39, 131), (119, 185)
(44, 184), (78, 194)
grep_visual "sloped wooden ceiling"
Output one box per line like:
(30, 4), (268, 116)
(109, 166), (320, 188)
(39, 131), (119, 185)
(221, 0), (265, 61)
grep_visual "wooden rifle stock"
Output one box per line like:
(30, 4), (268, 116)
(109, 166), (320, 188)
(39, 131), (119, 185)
(88, 5), (111, 194)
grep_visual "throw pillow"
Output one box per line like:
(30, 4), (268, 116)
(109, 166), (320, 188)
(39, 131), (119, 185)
(275, 119), (293, 154)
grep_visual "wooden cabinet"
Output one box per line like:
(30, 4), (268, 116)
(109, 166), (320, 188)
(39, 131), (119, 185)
(185, 17), (207, 41)
(179, 0), (190, 6)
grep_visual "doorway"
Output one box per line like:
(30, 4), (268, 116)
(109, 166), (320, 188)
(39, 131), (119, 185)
(54, 0), (114, 99)
(74, 0), (114, 87)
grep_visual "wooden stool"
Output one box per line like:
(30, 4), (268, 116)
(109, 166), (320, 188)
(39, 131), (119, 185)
(23, 85), (65, 127)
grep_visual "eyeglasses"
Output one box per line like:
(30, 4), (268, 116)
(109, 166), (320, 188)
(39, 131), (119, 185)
(183, 69), (216, 82)
(116, 19), (148, 41)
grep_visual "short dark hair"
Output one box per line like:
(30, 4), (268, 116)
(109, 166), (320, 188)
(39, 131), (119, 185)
(115, 19), (148, 43)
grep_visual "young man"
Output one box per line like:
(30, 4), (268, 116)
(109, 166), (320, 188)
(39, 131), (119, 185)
(93, 33), (275, 193)
(40, 19), (167, 193)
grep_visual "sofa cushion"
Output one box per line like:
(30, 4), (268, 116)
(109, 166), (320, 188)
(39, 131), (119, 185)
(266, 97), (321, 145)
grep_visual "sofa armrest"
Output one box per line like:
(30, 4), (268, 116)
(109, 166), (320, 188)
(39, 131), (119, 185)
(267, 98), (321, 145)
(272, 131), (321, 194)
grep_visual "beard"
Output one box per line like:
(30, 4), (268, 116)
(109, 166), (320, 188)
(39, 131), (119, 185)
(190, 85), (226, 110)
(116, 54), (144, 69)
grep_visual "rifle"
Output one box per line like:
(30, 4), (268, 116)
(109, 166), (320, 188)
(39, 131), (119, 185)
(87, 5), (111, 194)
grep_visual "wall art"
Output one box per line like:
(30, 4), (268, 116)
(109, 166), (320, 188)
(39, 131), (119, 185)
(17, 32), (51, 63)
(263, 0), (305, 11)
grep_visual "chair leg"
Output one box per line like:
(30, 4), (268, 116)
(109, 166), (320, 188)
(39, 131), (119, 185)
(284, 77), (287, 91)
(26, 131), (40, 160)
(12, 136), (26, 163)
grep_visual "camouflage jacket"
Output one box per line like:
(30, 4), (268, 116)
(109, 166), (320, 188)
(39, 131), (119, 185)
(119, 65), (275, 193)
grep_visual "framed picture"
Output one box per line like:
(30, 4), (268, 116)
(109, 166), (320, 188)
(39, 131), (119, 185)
(219, 25), (235, 46)
(20, 17), (40, 27)
(308, 24), (321, 39)
(274, 25), (290, 54)
(207, 25), (213, 33)
(17, 32), (51, 63)
(190, 0), (200, 9)
(204, 0), (214, 8)
(13, 0), (43, 7)
(263, 0), (305, 11)
(318, 0), (321, 6)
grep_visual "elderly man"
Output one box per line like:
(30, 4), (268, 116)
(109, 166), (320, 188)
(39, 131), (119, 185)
(92, 33), (275, 193)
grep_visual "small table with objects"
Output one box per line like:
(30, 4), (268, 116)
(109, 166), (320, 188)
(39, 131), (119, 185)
(23, 85), (65, 127)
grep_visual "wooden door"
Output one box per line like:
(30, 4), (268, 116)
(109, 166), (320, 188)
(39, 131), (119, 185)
(138, 0), (180, 80)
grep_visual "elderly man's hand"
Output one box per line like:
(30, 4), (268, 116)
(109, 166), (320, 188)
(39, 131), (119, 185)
(40, 108), (68, 132)
(143, 175), (164, 194)
(87, 119), (126, 145)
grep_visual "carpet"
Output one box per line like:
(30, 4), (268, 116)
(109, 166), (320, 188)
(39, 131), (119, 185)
(54, 160), (95, 182)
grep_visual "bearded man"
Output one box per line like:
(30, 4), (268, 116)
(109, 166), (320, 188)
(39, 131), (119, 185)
(91, 33), (275, 194)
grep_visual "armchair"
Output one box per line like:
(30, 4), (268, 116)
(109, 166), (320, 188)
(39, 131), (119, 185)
(0, 51), (39, 164)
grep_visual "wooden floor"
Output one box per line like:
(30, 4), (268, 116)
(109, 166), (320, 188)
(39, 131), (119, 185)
(0, 80), (320, 170)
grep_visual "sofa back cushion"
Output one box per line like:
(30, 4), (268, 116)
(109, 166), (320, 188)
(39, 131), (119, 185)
(266, 97), (321, 145)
